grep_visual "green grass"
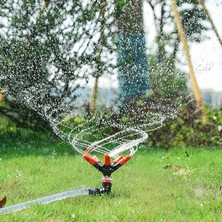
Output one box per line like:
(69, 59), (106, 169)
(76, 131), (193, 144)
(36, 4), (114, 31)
(1, 132), (222, 221)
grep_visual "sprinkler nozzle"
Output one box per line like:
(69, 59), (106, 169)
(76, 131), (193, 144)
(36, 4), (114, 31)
(104, 154), (111, 166)
(119, 155), (131, 166)
(83, 154), (97, 165)
(83, 153), (131, 195)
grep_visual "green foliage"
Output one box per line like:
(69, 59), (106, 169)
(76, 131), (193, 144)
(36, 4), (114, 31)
(115, 0), (130, 17)
(146, 0), (210, 97)
(147, 0), (210, 56)
(0, 100), (51, 133)
(148, 55), (188, 98)
(147, 104), (222, 148)
(177, 0), (209, 42)
(0, 0), (116, 123)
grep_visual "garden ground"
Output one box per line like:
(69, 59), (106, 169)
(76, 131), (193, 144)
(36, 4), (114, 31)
(1, 133), (222, 221)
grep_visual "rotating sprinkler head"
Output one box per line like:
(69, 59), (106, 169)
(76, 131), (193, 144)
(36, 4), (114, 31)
(83, 153), (131, 195)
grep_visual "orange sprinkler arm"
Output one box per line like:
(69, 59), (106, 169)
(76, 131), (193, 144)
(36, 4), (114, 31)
(83, 154), (97, 165)
(113, 156), (124, 163)
(83, 153), (131, 176)
(104, 154), (111, 166)
(119, 155), (131, 166)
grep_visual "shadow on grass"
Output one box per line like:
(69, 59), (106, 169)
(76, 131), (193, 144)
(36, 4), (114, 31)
(0, 129), (78, 159)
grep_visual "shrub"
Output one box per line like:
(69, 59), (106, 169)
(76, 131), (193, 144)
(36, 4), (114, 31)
(147, 103), (222, 148)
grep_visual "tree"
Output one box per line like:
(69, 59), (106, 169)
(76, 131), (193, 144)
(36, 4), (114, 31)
(146, 0), (211, 100)
(0, 1), (116, 128)
(90, 0), (107, 115)
(200, 0), (222, 47)
(115, 0), (149, 106)
(171, 0), (204, 111)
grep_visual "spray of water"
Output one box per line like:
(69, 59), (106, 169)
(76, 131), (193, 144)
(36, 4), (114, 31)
(0, 0), (196, 213)
(0, 0), (193, 158)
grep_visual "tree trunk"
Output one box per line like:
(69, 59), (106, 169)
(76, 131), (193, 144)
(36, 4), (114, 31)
(116, 0), (149, 106)
(90, 76), (99, 115)
(200, 0), (222, 47)
(40, 0), (50, 16)
(0, 90), (4, 103)
(157, 1), (166, 63)
(90, 0), (107, 115)
(171, 0), (204, 111)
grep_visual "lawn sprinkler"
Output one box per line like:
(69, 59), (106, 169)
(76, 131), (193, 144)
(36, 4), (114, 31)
(0, 129), (147, 214)
(0, 153), (132, 215)
(83, 153), (131, 195)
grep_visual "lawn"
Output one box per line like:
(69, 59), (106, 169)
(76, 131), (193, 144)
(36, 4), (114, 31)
(1, 132), (222, 221)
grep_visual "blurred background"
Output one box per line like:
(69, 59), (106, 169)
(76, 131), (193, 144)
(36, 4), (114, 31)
(0, 0), (222, 149)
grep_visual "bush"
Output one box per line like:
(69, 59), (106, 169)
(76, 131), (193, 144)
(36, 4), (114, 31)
(0, 99), (51, 132)
(147, 103), (222, 148)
